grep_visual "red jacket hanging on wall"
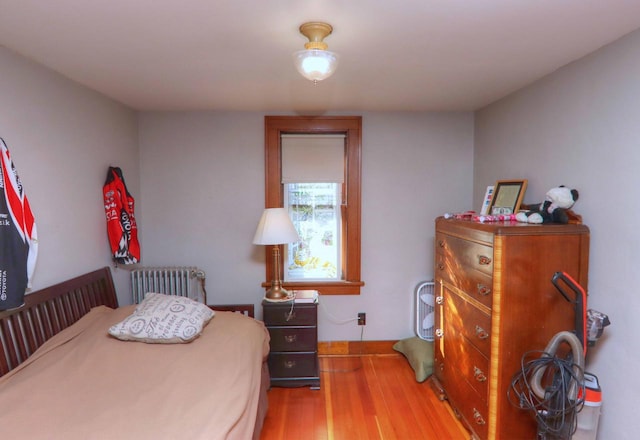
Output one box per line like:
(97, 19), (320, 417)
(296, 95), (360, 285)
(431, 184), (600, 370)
(0, 138), (38, 310)
(103, 166), (140, 264)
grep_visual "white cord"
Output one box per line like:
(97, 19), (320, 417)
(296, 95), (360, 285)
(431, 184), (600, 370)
(286, 300), (295, 321)
(319, 300), (360, 325)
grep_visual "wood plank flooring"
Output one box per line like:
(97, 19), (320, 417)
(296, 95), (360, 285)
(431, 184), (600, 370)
(260, 355), (469, 440)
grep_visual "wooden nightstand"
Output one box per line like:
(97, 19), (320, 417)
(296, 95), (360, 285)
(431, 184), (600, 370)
(262, 299), (320, 389)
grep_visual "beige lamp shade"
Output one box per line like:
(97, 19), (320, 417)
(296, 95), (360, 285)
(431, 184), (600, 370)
(253, 208), (300, 245)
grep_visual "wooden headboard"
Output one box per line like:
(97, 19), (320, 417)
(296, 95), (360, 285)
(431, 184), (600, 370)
(0, 266), (118, 377)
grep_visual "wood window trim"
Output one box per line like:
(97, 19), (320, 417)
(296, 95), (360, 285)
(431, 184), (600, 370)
(263, 116), (363, 295)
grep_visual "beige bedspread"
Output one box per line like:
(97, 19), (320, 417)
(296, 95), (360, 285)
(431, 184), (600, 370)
(0, 305), (270, 440)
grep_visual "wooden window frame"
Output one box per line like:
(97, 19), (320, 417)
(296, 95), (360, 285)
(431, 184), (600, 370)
(263, 116), (363, 295)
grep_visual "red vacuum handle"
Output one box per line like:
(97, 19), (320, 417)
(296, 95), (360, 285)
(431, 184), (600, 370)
(552, 271), (587, 356)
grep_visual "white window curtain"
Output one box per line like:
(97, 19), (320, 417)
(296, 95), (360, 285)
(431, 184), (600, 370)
(281, 134), (345, 184)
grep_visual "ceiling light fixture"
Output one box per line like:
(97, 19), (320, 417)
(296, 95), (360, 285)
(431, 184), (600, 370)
(293, 22), (339, 84)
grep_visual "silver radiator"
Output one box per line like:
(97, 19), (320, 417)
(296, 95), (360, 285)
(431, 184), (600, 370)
(130, 267), (206, 304)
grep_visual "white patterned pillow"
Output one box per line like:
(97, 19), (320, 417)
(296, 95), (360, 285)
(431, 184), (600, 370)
(109, 293), (214, 343)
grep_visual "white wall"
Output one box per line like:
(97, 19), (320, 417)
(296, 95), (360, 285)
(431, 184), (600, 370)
(138, 111), (474, 341)
(475, 29), (640, 439)
(137, 111), (266, 305)
(0, 47), (139, 305)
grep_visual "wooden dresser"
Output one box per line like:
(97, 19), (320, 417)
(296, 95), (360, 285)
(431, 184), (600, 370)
(432, 217), (589, 440)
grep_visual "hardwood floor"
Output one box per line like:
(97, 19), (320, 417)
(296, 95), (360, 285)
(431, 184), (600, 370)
(260, 355), (469, 440)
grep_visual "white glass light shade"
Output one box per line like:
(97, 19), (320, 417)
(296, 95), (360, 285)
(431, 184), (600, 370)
(253, 208), (300, 245)
(293, 49), (339, 82)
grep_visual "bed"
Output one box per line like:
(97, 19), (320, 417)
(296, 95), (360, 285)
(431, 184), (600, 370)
(0, 267), (270, 439)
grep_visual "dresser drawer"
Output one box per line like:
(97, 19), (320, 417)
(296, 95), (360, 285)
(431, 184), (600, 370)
(447, 290), (492, 357)
(436, 264), (494, 309)
(444, 368), (489, 440)
(263, 303), (317, 326)
(268, 352), (318, 378)
(436, 233), (494, 276)
(268, 327), (317, 352)
(445, 331), (490, 402)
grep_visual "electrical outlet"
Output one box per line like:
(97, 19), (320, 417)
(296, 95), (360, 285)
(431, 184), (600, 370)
(357, 312), (366, 326)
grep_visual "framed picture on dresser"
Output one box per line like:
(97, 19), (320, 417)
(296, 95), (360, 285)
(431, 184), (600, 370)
(488, 179), (527, 215)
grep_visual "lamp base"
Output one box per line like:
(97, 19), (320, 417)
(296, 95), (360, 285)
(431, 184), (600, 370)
(264, 285), (293, 302)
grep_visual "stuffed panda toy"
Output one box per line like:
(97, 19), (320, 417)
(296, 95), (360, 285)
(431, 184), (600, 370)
(515, 185), (579, 224)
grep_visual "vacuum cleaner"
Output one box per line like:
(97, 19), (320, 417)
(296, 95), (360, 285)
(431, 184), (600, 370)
(509, 272), (609, 440)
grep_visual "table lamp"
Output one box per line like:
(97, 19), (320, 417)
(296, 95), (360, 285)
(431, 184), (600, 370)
(253, 208), (300, 301)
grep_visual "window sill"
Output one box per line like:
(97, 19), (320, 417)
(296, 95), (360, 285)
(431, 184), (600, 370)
(261, 280), (364, 295)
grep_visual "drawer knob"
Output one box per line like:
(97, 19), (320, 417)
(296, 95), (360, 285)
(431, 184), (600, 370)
(435, 328), (444, 338)
(473, 408), (486, 425)
(477, 255), (492, 265)
(437, 263), (445, 271)
(475, 325), (489, 340)
(477, 284), (491, 296)
(284, 360), (297, 369)
(284, 334), (297, 343)
(435, 296), (444, 305)
(438, 240), (445, 248)
(473, 366), (487, 382)
(285, 312), (296, 321)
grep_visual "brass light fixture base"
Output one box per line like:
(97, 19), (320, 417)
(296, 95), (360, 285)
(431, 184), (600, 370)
(299, 22), (333, 50)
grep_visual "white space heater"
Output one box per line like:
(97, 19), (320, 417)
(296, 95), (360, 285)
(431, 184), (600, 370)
(415, 281), (435, 341)
(130, 267), (206, 304)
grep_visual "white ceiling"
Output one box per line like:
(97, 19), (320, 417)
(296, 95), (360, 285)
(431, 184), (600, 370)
(1, 1), (639, 112)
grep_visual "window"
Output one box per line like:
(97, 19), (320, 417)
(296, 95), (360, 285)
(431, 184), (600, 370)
(285, 182), (341, 281)
(282, 134), (344, 282)
(263, 116), (363, 295)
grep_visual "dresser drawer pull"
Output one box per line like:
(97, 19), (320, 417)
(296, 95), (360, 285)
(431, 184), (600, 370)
(284, 334), (297, 343)
(475, 325), (489, 340)
(437, 263), (445, 271)
(477, 284), (491, 296)
(284, 312), (296, 321)
(473, 408), (486, 425)
(435, 296), (444, 305)
(477, 255), (492, 265)
(435, 328), (444, 338)
(438, 240), (445, 248)
(284, 360), (297, 369)
(473, 366), (487, 382)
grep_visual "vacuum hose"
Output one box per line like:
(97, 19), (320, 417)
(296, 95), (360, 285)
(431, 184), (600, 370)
(530, 331), (585, 401)
(508, 331), (586, 439)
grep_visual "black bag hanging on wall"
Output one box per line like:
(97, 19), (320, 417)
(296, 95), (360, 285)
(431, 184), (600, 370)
(103, 166), (140, 264)
(0, 138), (38, 310)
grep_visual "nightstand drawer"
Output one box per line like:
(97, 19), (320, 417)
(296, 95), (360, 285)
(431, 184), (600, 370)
(268, 352), (318, 378)
(263, 303), (317, 326)
(268, 327), (317, 352)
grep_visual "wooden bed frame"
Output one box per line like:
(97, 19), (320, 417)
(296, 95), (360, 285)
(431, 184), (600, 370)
(0, 266), (255, 378)
(0, 267), (118, 377)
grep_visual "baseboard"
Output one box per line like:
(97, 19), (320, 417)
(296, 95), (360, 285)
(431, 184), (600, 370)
(318, 340), (397, 355)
